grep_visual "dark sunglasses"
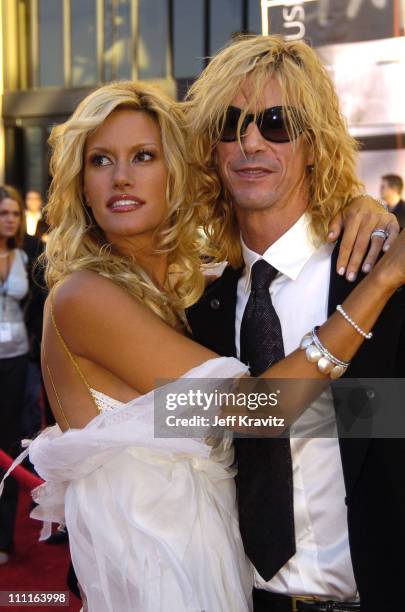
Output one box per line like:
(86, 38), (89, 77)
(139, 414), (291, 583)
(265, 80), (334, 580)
(220, 105), (301, 143)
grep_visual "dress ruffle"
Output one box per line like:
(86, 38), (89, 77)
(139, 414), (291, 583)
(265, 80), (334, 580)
(25, 357), (252, 611)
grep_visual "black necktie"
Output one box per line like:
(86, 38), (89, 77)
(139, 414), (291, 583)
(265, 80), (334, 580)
(236, 259), (295, 581)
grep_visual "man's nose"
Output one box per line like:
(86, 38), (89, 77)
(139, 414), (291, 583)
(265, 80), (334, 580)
(241, 121), (267, 155)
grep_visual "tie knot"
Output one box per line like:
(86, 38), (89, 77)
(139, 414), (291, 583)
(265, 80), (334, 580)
(250, 259), (278, 291)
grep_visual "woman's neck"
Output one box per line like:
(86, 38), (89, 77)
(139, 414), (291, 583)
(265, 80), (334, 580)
(0, 238), (9, 253)
(111, 235), (168, 288)
(136, 252), (168, 288)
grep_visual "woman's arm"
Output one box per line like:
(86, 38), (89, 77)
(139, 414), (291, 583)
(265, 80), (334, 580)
(328, 195), (399, 280)
(50, 230), (405, 431)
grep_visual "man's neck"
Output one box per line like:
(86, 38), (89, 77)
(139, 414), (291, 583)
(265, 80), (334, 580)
(237, 207), (307, 255)
(387, 194), (401, 209)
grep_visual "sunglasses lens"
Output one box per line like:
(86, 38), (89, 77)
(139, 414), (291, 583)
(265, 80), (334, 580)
(220, 106), (298, 143)
(220, 107), (241, 142)
(260, 107), (291, 143)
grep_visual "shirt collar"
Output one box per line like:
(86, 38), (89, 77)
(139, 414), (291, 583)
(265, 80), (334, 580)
(241, 213), (319, 293)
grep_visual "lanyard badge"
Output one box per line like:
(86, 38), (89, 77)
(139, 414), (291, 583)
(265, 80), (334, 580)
(0, 322), (12, 343)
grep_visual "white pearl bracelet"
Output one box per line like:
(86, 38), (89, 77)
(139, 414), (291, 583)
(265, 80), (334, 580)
(336, 305), (373, 340)
(300, 327), (350, 379)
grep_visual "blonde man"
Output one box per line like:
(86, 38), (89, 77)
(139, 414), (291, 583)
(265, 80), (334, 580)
(186, 35), (405, 612)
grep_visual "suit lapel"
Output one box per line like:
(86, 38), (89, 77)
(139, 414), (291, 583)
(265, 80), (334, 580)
(328, 243), (371, 498)
(328, 242), (405, 377)
(186, 266), (242, 357)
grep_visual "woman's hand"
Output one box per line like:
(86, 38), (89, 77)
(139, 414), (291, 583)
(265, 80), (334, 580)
(327, 195), (399, 282)
(370, 228), (405, 295)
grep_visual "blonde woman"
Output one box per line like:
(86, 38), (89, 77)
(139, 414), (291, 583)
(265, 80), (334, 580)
(10, 79), (405, 612)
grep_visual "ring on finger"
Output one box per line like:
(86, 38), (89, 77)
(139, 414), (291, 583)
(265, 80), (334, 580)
(371, 228), (389, 241)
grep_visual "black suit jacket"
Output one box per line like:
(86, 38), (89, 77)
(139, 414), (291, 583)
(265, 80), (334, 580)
(393, 199), (405, 229)
(187, 245), (405, 612)
(22, 234), (47, 362)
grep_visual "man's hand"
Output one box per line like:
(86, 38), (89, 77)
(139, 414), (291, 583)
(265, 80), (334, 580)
(327, 195), (399, 281)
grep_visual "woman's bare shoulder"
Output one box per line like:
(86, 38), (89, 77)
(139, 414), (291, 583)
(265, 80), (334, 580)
(52, 270), (136, 314)
(48, 270), (151, 354)
(53, 269), (113, 298)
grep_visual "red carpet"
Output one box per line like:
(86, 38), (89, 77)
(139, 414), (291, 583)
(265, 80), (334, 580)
(0, 487), (81, 611)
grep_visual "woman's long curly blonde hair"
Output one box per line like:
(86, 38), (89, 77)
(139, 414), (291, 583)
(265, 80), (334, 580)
(45, 80), (205, 327)
(185, 34), (363, 268)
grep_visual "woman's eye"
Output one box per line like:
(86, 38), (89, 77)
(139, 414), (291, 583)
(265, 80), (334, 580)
(134, 150), (154, 162)
(90, 154), (111, 167)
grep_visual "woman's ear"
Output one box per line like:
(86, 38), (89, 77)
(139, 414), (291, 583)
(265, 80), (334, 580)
(83, 189), (91, 207)
(306, 139), (315, 168)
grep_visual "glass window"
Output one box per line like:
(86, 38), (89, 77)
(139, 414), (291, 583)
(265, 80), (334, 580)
(248, 0), (262, 34)
(104, 0), (114, 82)
(38, 0), (64, 87)
(17, 0), (31, 89)
(210, 0), (243, 55)
(5, 128), (24, 189)
(138, 0), (168, 80)
(104, 0), (132, 81)
(115, 0), (132, 79)
(71, 0), (98, 86)
(24, 127), (44, 193)
(173, 0), (204, 79)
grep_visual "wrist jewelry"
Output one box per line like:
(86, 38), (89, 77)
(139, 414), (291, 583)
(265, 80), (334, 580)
(336, 305), (373, 339)
(300, 327), (350, 379)
(356, 193), (388, 212)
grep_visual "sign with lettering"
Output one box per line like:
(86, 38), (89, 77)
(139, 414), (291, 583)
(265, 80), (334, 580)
(261, 1), (396, 45)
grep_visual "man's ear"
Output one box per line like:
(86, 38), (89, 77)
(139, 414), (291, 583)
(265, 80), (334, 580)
(212, 149), (218, 167)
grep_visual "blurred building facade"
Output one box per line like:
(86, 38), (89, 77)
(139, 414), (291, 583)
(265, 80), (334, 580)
(0, 0), (404, 197)
(262, 0), (405, 196)
(0, 0), (263, 195)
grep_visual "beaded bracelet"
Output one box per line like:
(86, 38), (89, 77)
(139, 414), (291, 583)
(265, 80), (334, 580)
(300, 327), (350, 379)
(336, 305), (373, 340)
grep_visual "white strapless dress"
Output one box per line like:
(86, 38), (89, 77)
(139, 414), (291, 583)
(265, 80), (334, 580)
(27, 357), (253, 612)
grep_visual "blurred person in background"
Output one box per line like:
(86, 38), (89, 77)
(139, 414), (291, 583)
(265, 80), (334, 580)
(380, 174), (405, 227)
(25, 190), (49, 241)
(0, 185), (30, 565)
(5, 187), (47, 440)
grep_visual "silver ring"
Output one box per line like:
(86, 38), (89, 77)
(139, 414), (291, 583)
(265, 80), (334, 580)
(371, 228), (389, 241)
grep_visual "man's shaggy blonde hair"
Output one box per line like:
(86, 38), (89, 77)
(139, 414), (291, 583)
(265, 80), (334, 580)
(45, 80), (204, 327)
(185, 35), (363, 268)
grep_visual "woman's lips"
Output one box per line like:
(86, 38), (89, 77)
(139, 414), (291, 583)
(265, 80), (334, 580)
(109, 200), (145, 212)
(107, 195), (146, 212)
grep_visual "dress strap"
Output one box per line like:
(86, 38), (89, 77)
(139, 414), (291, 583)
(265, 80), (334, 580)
(42, 289), (100, 429)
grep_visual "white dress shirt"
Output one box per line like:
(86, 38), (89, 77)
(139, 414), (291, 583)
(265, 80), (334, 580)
(236, 214), (358, 600)
(25, 210), (42, 236)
